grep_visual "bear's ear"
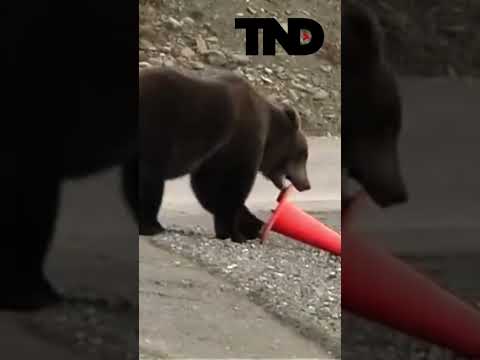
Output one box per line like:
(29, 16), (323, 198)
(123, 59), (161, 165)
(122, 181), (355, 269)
(282, 104), (301, 131)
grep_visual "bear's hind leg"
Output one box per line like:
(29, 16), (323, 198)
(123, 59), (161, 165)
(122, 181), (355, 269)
(1, 172), (61, 311)
(213, 215), (231, 240)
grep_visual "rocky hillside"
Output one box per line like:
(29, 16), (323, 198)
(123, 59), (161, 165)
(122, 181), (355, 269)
(359, 0), (480, 78)
(139, 0), (341, 136)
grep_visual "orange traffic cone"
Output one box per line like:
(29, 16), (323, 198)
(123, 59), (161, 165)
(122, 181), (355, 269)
(342, 196), (480, 357)
(260, 185), (341, 255)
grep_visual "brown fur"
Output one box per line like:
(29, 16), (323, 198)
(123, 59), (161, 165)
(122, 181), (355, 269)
(342, 1), (408, 208)
(139, 67), (310, 242)
(1, 1), (138, 310)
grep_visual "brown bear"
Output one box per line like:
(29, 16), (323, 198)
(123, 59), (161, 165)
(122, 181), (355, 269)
(2, 2), (138, 311)
(139, 67), (311, 243)
(342, 0), (408, 209)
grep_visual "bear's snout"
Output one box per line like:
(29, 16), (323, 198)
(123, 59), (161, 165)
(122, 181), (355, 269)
(285, 160), (311, 192)
(295, 179), (311, 192)
(288, 174), (311, 192)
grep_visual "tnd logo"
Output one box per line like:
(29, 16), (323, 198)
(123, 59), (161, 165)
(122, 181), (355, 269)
(235, 17), (324, 56)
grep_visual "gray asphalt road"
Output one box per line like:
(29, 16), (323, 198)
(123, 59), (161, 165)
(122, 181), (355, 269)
(48, 169), (138, 302)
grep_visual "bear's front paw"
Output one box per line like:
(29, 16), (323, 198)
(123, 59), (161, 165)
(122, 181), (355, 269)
(140, 223), (166, 236)
(231, 232), (248, 244)
(215, 231), (231, 240)
(240, 222), (263, 240)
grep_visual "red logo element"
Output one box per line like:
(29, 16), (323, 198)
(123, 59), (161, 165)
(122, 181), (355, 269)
(300, 30), (311, 44)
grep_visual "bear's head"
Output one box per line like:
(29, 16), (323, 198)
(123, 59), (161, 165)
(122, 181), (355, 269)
(261, 103), (311, 192)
